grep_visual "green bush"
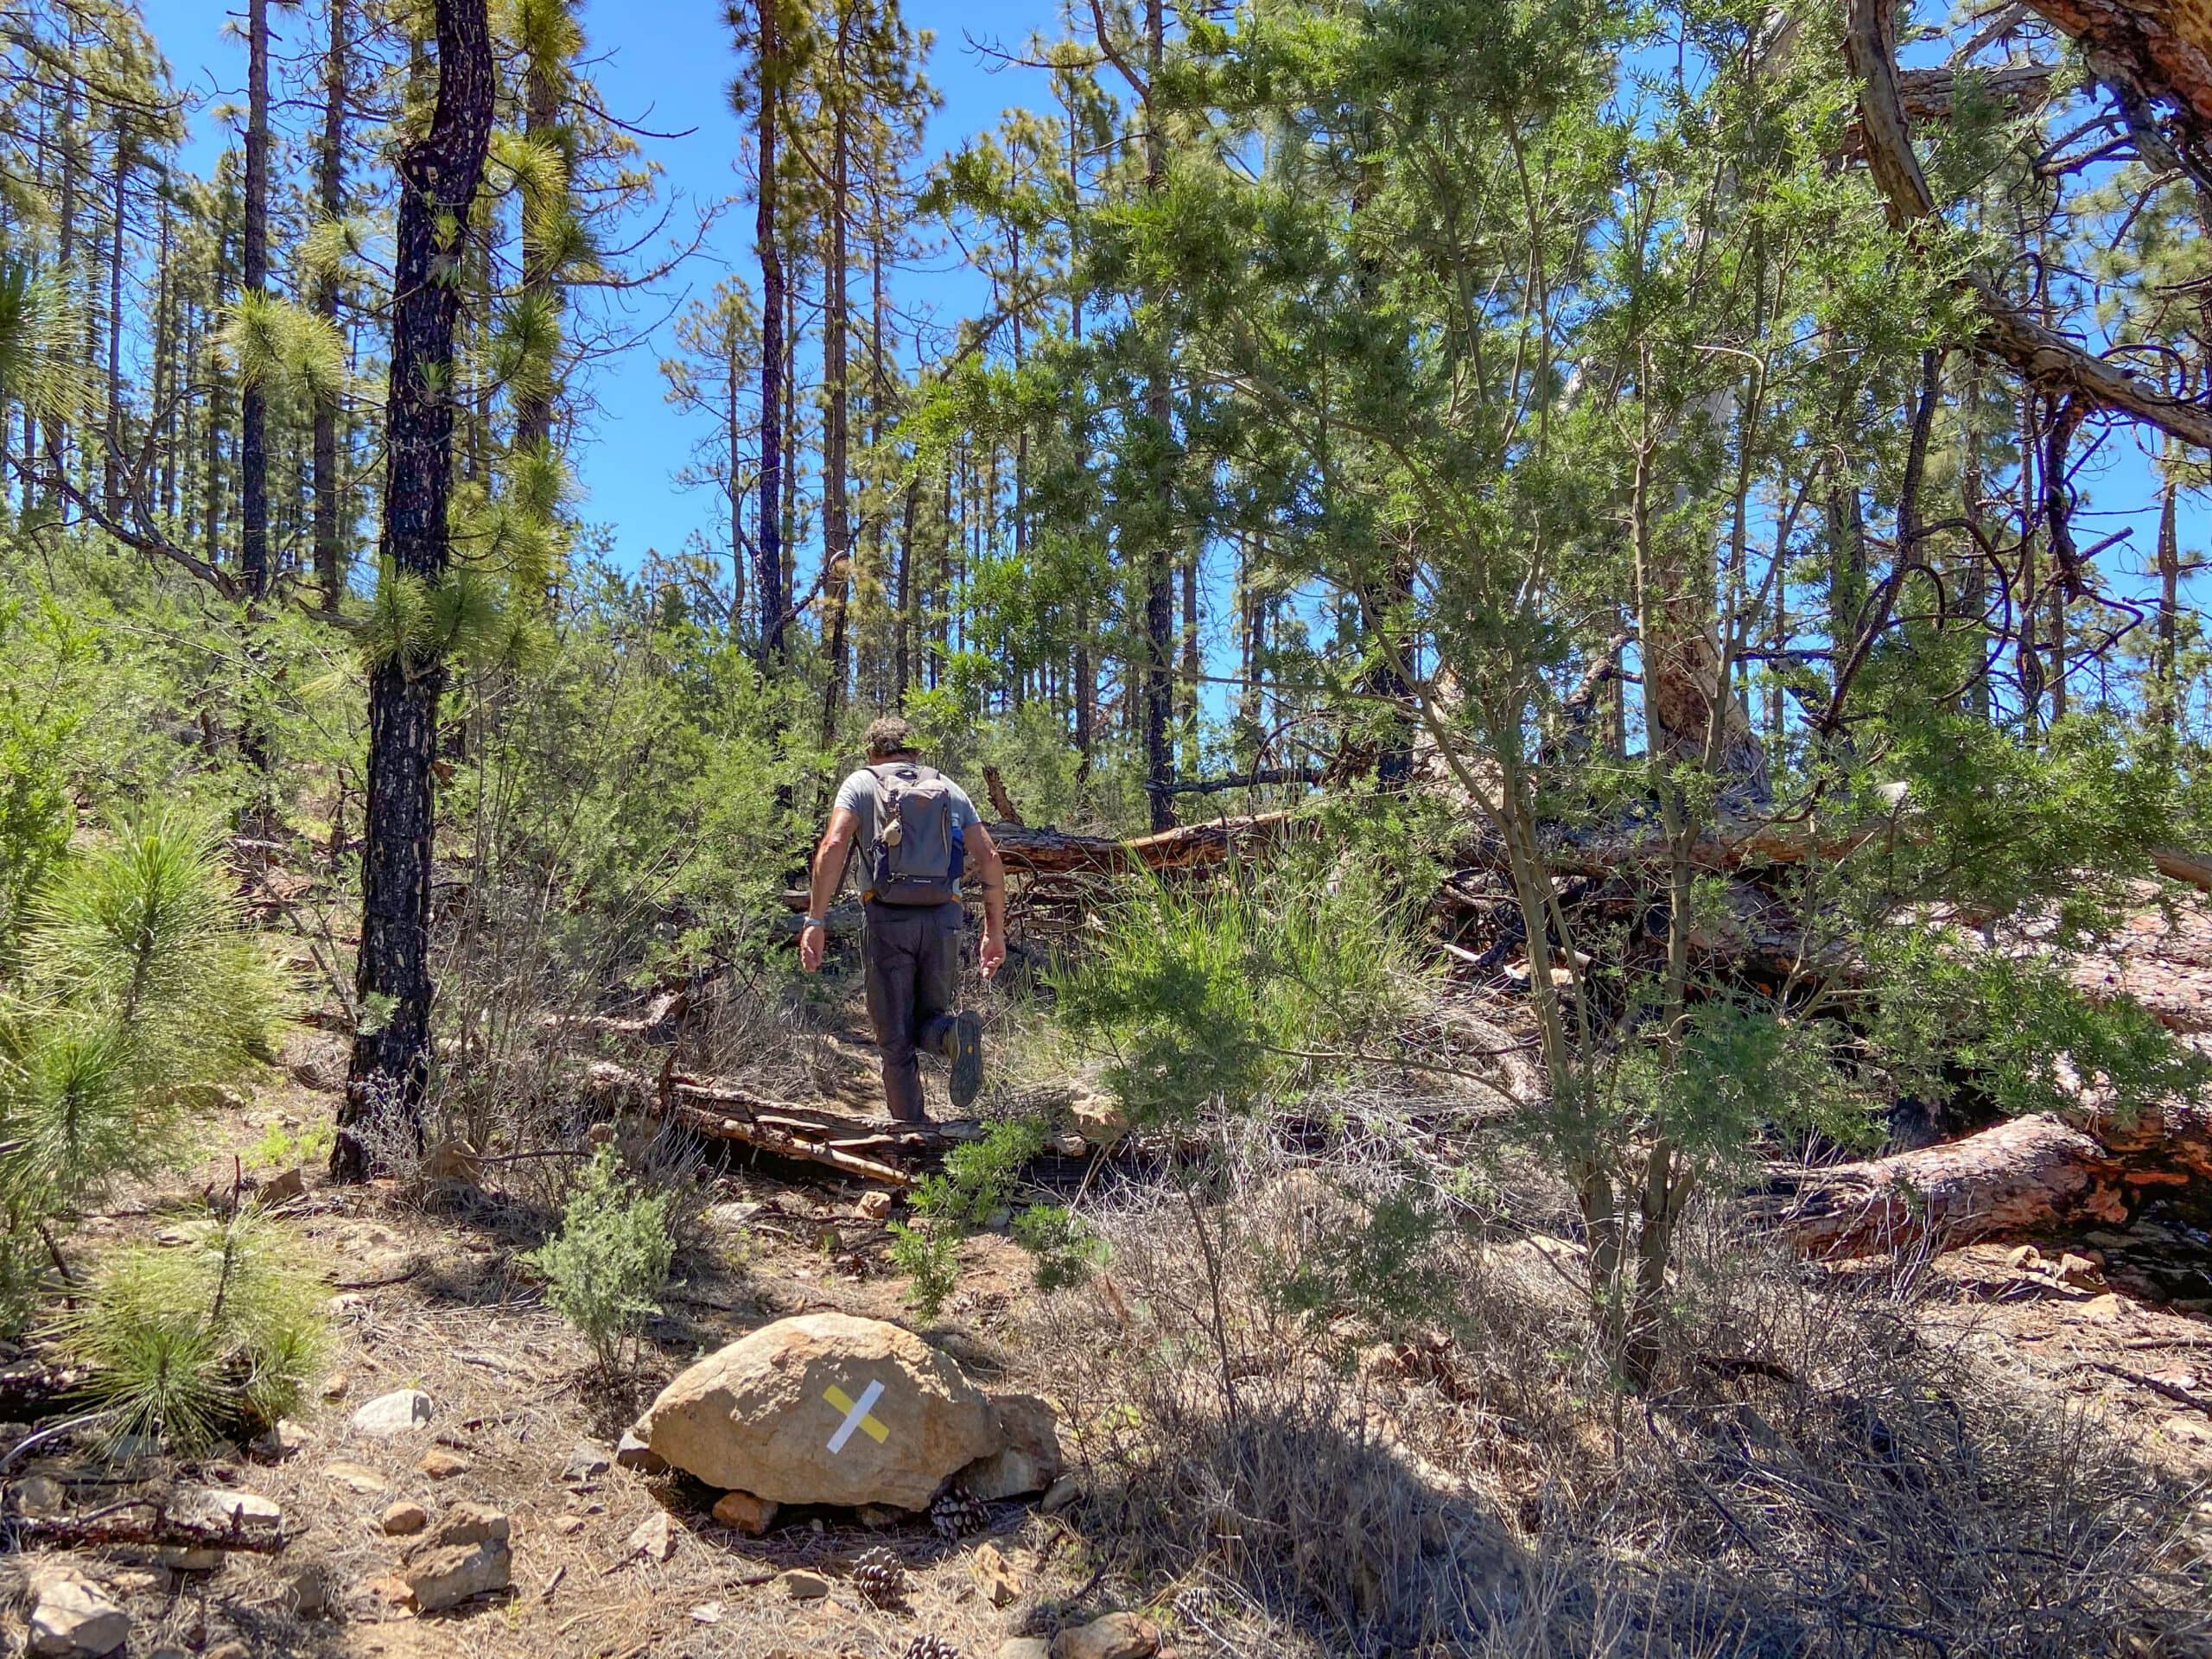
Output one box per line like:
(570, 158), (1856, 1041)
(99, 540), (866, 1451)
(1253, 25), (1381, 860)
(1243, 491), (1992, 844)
(525, 1146), (674, 1374)
(0, 814), (284, 1319)
(66, 1206), (324, 1450)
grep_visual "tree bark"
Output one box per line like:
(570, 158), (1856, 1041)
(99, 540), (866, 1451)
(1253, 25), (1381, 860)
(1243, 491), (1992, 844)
(336, 0), (497, 1183)
(1765, 1098), (2212, 1258)
(241, 0), (270, 600)
(312, 0), (351, 613)
(1847, 0), (2212, 451)
(753, 0), (789, 666)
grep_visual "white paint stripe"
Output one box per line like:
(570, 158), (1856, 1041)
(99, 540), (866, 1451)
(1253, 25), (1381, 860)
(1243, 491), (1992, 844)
(826, 1378), (886, 1454)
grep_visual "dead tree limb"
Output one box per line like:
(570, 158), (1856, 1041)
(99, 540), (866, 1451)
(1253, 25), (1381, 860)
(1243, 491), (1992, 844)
(7, 1499), (289, 1555)
(1847, 0), (2212, 450)
(583, 1062), (918, 1187)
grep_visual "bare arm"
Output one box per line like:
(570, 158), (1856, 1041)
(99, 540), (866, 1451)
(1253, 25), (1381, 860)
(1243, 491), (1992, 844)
(968, 821), (1007, 977)
(799, 807), (860, 973)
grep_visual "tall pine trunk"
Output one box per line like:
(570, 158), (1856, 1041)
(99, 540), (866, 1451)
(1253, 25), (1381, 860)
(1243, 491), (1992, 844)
(312, 0), (351, 611)
(753, 0), (788, 665)
(336, 0), (497, 1183)
(241, 0), (270, 598)
(818, 27), (854, 742)
(1140, 0), (1176, 830)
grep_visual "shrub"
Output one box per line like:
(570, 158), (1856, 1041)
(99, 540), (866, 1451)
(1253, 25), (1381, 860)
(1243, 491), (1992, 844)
(67, 1206), (324, 1450)
(0, 814), (284, 1319)
(525, 1146), (674, 1374)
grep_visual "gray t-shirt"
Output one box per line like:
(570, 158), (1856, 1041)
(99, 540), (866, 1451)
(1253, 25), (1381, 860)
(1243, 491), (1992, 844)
(833, 762), (981, 899)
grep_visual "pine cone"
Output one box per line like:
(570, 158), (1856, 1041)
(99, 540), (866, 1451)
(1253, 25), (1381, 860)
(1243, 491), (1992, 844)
(900, 1638), (963, 1659)
(929, 1485), (990, 1542)
(851, 1544), (909, 1609)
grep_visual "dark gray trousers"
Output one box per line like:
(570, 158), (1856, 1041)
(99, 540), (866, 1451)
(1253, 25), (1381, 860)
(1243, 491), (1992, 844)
(861, 901), (963, 1122)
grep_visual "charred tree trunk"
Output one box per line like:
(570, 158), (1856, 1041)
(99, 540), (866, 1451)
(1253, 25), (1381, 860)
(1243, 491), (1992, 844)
(241, 0), (270, 600)
(753, 0), (788, 667)
(336, 0), (497, 1184)
(312, 0), (351, 613)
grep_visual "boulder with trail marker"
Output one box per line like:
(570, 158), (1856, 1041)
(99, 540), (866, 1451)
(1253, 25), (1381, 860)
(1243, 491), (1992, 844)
(631, 1312), (1001, 1510)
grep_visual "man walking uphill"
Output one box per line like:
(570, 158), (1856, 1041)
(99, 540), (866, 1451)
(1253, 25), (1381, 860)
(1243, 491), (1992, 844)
(798, 716), (1007, 1122)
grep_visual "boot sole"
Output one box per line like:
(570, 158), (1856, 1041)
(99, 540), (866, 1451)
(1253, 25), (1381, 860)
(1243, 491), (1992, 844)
(948, 1012), (985, 1111)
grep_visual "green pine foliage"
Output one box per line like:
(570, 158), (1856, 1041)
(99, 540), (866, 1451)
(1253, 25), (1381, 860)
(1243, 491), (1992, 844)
(65, 1206), (325, 1450)
(524, 1146), (674, 1375)
(0, 814), (284, 1318)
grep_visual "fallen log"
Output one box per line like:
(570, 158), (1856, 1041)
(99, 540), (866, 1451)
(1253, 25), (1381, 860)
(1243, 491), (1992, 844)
(1762, 1096), (2212, 1257)
(583, 1061), (918, 1187)
(6, 1499), (289, 1555)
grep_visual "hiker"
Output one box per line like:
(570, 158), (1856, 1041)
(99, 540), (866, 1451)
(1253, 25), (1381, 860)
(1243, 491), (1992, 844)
(798, 715), (1007, 1122)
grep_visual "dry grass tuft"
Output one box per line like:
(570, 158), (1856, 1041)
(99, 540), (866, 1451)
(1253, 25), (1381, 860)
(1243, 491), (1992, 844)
(1015, 1123), (2212, 1658)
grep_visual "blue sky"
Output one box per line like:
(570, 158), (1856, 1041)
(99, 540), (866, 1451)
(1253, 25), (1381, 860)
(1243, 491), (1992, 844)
(142, 0), (1061, 569)
(134, 1), (2206, 726)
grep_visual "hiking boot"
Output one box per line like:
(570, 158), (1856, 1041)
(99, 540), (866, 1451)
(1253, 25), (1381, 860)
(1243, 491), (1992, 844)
(947, 1011), (985, 1111)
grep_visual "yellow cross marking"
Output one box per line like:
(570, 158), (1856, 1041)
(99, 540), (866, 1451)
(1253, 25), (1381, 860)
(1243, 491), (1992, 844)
(823, 1382), (889, 1448)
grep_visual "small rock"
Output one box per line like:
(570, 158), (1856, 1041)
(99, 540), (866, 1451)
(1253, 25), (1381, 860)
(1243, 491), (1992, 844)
(996, 1643), (1052, 1659)
(974, 1541), (1020, 1608)
(324, 1461), (390, 1496)
(28, 1575), (130, 1657)
(321, 1373), (350, 1402)
(175, 1488), (283, 1541)
(421, 1141), (482, 1188)
(418, 1447), (469, 1479)
(963, 1394), (1066, 1501)
(154, 1547), (224, 1571)
(690, 1601), (725, 1624)
(251, 1419), (312, 1460)
(710, 1490), (778, 1535)
(1052, 1613), (1161, 1659)
(273, 1563), (328, 1617)
(553, 1514), (587, 1535)
(381, 1500), (430, 1535)
(2056, 1252), (2104, 1289)
(206, 1642), (251, 1659)
(351, 1389), (434, 1438)
(11, 1473), (67, 1516)
(400, 1501), (512, 1612)
(1051, 1131), (1088, 1158)
(258, 1166), (307, 1205)
(627, 1509), (677, 1562)
(856, 1190), (893, 1221)
(562, 1443), (612, 1482)
(779, 1568), (830, 1601)
(614, 1427), (666, 1474)
(1040, 1475), (1080, 1515)
(2005, 1243), (2041, 1272)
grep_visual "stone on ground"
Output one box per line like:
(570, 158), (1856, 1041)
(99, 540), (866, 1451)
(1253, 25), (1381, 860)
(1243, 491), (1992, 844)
(418, 1446), (468, 1478)
(962, 1393), (1065, 1500)
(779, 1567), (830, 1600)
(1040, 1474), (1080, 1515)
(973, 1541), (1020, 1608)
(995, 1642), (1052, 1659)
(399, 1502), (512, 1612)
(175, 1488), (283, 1541)
(614, 1427), (666, 1474)
(28, 1575), (130, 1657)
(710, 1489), (778, 1535)
(351, 1388), (434, 1437)
(324, 1460), (389, 1495)
(1052, 1613), (1160, 1659)
(626, 1508), (677, 1562)
(562, 1443), (611, 1482)
(632, 1312), (1001, 1510)
(380, 1500), (429, 1535)
(11, 1473), (67, 1516)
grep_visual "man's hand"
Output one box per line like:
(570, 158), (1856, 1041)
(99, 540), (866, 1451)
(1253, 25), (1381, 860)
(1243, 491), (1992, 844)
(799, 921), (826, 973)
(979, 926), (1006, 980)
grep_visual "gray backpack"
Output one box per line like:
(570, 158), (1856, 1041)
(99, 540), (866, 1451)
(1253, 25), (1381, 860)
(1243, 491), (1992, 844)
(862, 763), (965, 905)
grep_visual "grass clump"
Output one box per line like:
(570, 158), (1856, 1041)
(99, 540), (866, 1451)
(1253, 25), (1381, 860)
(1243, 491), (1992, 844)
(67, 1205), (324, 1450)
(526, 1145), (673, 1375)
